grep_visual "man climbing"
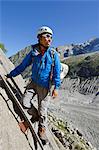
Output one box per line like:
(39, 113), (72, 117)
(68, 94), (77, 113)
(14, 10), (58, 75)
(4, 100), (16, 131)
(6, 26), (61, 145)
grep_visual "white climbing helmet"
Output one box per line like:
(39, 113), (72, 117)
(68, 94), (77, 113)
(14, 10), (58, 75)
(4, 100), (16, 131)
(37, 26), (53, 37)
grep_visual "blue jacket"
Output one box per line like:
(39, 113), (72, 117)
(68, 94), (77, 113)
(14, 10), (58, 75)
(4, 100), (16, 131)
(9, 45), (61, 89)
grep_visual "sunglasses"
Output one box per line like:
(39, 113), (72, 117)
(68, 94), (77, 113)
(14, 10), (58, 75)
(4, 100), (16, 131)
(42, 33), (52, 39)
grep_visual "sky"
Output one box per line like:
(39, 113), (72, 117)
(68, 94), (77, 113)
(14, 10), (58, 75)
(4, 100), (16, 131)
(0, 0), (99, 57)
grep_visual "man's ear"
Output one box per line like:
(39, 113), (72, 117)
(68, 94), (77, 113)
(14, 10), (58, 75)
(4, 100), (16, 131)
(39, 35), (43, 43)
(37, 35), (39, 39)
(37, 35), (41, 43)
(37, 35), (41, 39)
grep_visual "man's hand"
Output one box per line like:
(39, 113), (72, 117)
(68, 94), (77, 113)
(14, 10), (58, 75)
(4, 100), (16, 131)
(52, 89), (58, 98)
(5, 74), (12, 78)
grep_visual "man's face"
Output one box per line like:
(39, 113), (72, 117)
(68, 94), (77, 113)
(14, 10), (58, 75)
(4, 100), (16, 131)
(39, 33), (53, 47)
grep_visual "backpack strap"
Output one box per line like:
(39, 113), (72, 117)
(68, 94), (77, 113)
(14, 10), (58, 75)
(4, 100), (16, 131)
(50, 48), (56, 81)
(50, 48), (56, 67)
(31, 44), (39, 50)
(31, 44), (40, 56)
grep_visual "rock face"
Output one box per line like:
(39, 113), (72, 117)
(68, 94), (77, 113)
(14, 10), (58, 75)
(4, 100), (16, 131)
(0, 88), (33, 150)
(0, 48), (34, 150)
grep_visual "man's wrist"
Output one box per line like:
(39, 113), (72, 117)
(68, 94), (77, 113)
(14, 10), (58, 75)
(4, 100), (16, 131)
(6, 74), (12, 78)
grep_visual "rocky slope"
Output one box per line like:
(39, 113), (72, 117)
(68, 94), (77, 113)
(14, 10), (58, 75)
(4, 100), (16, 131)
(62, 51), (99, 78)
(0, 49), (34, 150)
(48, 77), (99, 149)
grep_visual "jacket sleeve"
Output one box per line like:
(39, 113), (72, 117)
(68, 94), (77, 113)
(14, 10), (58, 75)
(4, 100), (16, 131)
(9, 51), (32, 77)
(53, 52), (61, 89)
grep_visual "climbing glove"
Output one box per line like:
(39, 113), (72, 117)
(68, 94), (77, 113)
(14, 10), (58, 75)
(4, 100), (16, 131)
(6, 74), (12, 78)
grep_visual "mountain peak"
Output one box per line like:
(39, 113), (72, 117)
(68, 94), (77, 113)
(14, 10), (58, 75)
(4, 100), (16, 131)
(57, 37), (99, 58)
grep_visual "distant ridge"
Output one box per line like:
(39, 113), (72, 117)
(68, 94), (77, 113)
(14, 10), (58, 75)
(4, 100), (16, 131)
(57, 37), (99, 58)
